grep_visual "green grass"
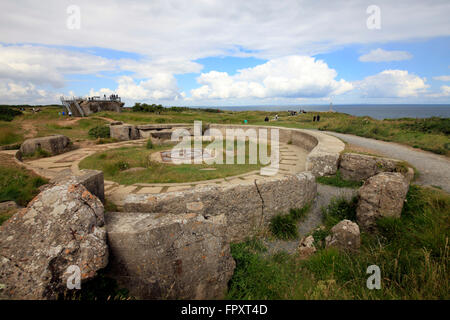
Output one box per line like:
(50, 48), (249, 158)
(0, 165), (48, 208)
(1, 106), (448, 156)
(60, 270), (131, 301)
(79, 141), (267, 184)
(0, 124), (23, 146)
(228, 185), (449, 299)
(269, 204), (311, 240)
(316, 170), (364, 188)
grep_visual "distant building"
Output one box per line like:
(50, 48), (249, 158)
(60, 95), (124, 117)
(329, 102), (336, 113)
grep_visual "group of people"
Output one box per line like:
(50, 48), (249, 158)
(263, 114), (321, 122)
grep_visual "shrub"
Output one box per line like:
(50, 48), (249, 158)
(270, 214), (297, 240)
(116, 160), (130, 171)
(322, 196), (358, 228)
(146, 139), (154, 149)
(0, 106), (22, 121)
(88, 125), (110, 139)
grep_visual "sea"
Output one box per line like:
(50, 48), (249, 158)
(213, 104), (450, 120)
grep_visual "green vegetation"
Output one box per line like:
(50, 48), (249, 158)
(0, 105), (448, 156)
(270, 205), (310, 240)
(0, 165), (48, 209)
(146, 139), (154, 149)
(316, 170), (363, 188)
(0, 124), (23, 146)
(132, 102), (221, 114)
(79, 141), (267, 184)
(228, 186), (449, 299)
(0, 106), (22, 122)
(61, 270), (131, 301)
(88, 125), (110, 138)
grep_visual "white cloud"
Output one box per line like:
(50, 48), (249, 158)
(0, 0), (449, 61)
(190, 56), (353, 100)
(356, 70), (429, 98)
(433, 75), (450, 81)
(359, 48), (413, 62)
(427, 85), (450, 97)
(114, 74), (182, 101)
(0, 80), (59, 104)
(0, 44), (115, 88)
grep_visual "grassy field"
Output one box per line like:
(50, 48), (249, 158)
(0, 106), (109, 147)
(79, 140), (267, 184)
(1, 106), (449, 156)
(227, 185), (449, 299)
(0, 155), (48, 225)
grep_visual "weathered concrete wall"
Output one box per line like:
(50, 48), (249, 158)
(124, 172), (317, 242)
(209, 124), (343, 176)
(110, 124), (140, 141)
(79, 100), (124, 116)
(339, 153), (414, 182)
(50, 169), (105, 203)
(105, 212), (235, 299)
(19, 135), (71, 156)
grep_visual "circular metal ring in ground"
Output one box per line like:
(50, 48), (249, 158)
(160, 148), (215, 163)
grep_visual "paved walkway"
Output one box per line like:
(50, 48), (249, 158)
(323, 131), (450, 192)
(10, 139), (309, 208)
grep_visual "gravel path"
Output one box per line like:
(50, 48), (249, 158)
(263, 184), (358, 256)
(323, 131), (450, 193)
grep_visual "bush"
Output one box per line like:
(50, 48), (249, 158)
(270, 204), (311, 240)
(88, 125), (110, 139)
(0, 106), (22, 121)
(270, 215), (297, 240)
(146, 139), (154, 149)
(322, 196), (358, 228)
(116, 160), (130, 171)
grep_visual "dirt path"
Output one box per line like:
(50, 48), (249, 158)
(322, 131), (450, 192)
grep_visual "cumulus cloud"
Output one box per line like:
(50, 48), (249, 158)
(433, 75), (450, 81)
(356, 70), (429, 98)
(113, 74), (182, 101)
(427, 85), (450, 97)
(0, 44), (115, 88)
(0, 0), (449, 61)
(190, 56), (353, 100)
(359, 48), (413, 62)
(0, 80), (59, 104)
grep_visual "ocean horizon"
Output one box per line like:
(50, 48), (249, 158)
(197, 104), (450, 120)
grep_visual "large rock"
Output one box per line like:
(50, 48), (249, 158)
(325, 219), (360, 251)
(19, 135), (71, 156)
(105, 212), (235, 299)
(298, 235), (316, 259)
(306, 152), (340, 177)
(356, 172), (409, 231)
(110, 124), (140, 141)
(50, 169), (105, 203)
(340, 153), (412, 182)
(0, 182), (108, 300)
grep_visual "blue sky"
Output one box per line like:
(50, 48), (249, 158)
(0, 0), (449, 106)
